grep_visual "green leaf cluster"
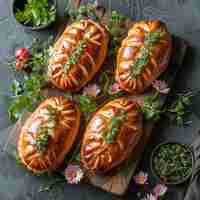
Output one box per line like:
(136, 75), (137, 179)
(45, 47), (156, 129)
(78, 95), (97, 114)
(8, 37), (53, 122)
(138, 94), (162, 121)
(107, 11), (126, 57)
(67, 4), (99, 22)
(15, 0), (56, 27)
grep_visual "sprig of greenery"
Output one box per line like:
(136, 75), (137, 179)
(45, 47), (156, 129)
(15, 0), (56, 27)
(138, 94), (162, 121)
(102, 109), (126, 143)
(107, 11), (126, 57)
(7, 37), (53, 122)
(165, 94), (192, 125)
(139, 92), (192, 125)
(66, 4), (99, 22)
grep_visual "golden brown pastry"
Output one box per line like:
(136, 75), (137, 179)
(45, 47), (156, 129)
(81, 97), (143, 173)
(48, 19), (109, 91)
(17, 96), (80, 173)
(116, 20), (172, 93)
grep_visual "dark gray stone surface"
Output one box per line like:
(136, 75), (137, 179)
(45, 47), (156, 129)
(1, 0), (200, 199)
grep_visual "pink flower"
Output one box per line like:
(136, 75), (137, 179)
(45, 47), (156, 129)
(153, 184), (168, 197)
(64, 164), (84, 184)
(152, 80), (170, 94)
(133, 171), (148, 185)
(83, 84), (101, 98)
(108, 82), (122, 95)
(141, 193), (157, 200)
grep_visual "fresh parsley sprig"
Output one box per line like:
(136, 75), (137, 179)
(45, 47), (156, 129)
(15, 0), (56, 27)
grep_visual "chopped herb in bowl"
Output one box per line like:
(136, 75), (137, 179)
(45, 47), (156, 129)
(13, 0), (56, 30)
(150, 142), (193, 185)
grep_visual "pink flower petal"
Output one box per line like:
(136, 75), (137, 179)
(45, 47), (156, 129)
(108, 82), (122, 95)
(65, 164), (84, 184)
(152, 80), (170, 94)
(83, 84), (101, 98)
(153, 184), (168, 197)
(133, 171), (148, 185)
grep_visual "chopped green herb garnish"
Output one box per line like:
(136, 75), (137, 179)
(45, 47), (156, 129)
(64, 40), (86, 73)
(102, 109), (126, 144)
(131, 47), (150, 78)
(145, 28), (163, 46)
(152, 143), (193, 183)
(15, 0), (56, 27)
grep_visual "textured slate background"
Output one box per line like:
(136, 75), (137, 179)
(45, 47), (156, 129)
(1, 0), (200, 199)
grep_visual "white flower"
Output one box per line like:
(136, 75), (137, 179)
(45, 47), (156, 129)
(153, 184), (168, 197)
(133, 171), (148, 185)
(65, 164), (84, 184)
(83, 84), (101, 98)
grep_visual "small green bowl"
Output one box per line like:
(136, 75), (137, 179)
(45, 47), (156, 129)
(12, 0), (57, 31)
(150, 142), (194, 185)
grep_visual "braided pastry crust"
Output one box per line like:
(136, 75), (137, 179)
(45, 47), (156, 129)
(17, 97), (80, 173)
(116, 20), (172, 93)
(48, 19), (109, 91)
(81, 98), (143, 173)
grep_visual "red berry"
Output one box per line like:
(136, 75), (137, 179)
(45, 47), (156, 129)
(15, 60), (25, 70)
(15, 48), (30, 61)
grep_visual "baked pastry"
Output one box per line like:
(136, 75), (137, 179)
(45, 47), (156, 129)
(17, 96), (80, 173)
(48, 19), (109, 91)
(81, 97), (143, 173)
(116, 20), (172, 93)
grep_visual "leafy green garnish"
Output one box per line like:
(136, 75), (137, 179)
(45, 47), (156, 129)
(8, 37), (53, 122)
(145, 28), (163, 46)
(107, 11), (126, 57)
(166, 94), (192, 125)
(8, 74), (46, 121)
(64, 40), (86, 73)
(78, 95), (97, 114)
(131, 47), (150, 78)
(67, 4), (99, 22)
(102, 109), (126, 144)
(15, 0), (56, 27)
(138, 94), (162, 121)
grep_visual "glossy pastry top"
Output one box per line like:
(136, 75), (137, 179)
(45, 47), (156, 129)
(116, 20), (172, 93)
(17, 96), (80, 173)
(48, 19), (109, 91)
(81, 97), (143, 173)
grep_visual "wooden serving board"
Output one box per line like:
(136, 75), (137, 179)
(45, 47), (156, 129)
(3, 0), (188, 196)
(67, 0), (188, 195)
